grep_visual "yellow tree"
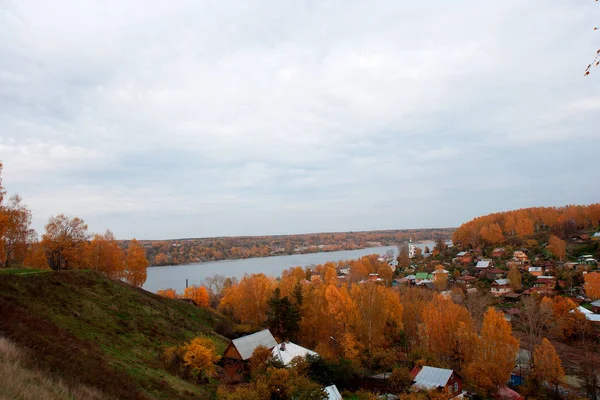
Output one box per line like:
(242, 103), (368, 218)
(184, 285), (210, 307)
(42, 214), (89, 270)
(547, 235), (566, 261)
(420, 294), (475, 365)
(480, 223), (504, 245)
(465, 308), (519, 394)
(123, 239), (148, 287)
(433, 265), (448, 291)
(219, 273), (275, 328)
(584, 272), (600, 300)
(183, 337), (220, 378)
(350, 283), (402, 353)
(533, 338), (564, 394)
(507, 267), (522, 291)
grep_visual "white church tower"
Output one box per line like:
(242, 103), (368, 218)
(408, 238), (416, 259)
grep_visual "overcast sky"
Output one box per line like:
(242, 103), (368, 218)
(1, 0), (599, 240)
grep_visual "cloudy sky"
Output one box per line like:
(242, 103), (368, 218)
(1, 0), (599, 240)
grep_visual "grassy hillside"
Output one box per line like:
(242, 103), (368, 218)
(0, 270), (232, 400)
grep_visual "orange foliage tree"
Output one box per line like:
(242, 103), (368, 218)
(184, 285), (210, 307)
(42, 214), (89, 270)
(157, 288), (178, 299)
(547, 235), (566, 261)
(219, 273), (275, 328)
(0, 194), (34, 268)
(584, 272), (600, 300)
(85, 230), (124, 279)
(465, 308), (519, 394)
(123, 239), (149, 287)
(183, 337), (220, 378)
(533, 338), (564, 393)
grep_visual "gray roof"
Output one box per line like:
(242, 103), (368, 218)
(591, 299), (600, 307)
(413, 366), (453, 389)
(231, 329), (277, 360)
(325, 385), (342, 400)
(456, 251), (467, 256)
(476, 260), (491, 268)
(494, 279), (509, 285)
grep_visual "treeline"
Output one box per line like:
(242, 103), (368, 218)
(140, 228), (455, 266)
(156, 256), (574, 398)
(0, 163), (148, 287)
(452, 204), (600, 248)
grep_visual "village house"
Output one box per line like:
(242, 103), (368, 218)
(591, 299), (600, 314)
(454, 251), (473, 264)
(484, 267), (506, 281)
(475, 259), (492, 270)
(535, 276), (557, 290)
(528, 266), (543, 277)
(492, 247), (506, 258)
(223, 329), (277, 361)
(513, 250), (528, 261)
(324, 385), (342, 400)
(272, 340), (318, 366)
(455, 275), (477, 285)
(491, 279), (512, 297)
(410, 366), (462, 397)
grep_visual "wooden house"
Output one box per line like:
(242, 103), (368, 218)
(491, 279), (512, 297)
(411, 366), (462, 397)
(223, 329), (277, 361)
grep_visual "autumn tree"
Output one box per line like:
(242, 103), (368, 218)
(533, 338), (564, 394)
(584, 272), (600, 300)
(465, 308), (519, 394)
(42, 214), (89, 270)
(219, 273), (275, 328)
(157, 288), (178, 299)
(547, 297), (583, 340)
(420, 295), (476, 366)
(507, 266), (522, 291)
(433, 266), (448, 291)
(183, 337), (220, 379)
(85, 230), (124, 279)
(184, 285), (210, 307)
(518, 296), (553, 353)
(397, 244), (410, 270)
(23, 240), (49, 269)
(547, 235), (566, 261)
(0, 195), (34, 268)
(480, 223), (504, 245)
(123, 239), (149, 287)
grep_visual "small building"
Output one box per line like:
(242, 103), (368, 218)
(491, 279), (512, 297)
(492, 248), (506, 258)
(475, 260), (492, 269)
(513, 251), (528, 261)
(528, 267), (543, 277)
(415, 272), (433, 284)
(223, 329), (277, 361)
(535, 276), (557, 289)
(592, 232), (600, 240)
(410, 366), (462, 395)
(455, 251), (473, 264)
(503, 292), (522, 303)
(591, 299), (600, 314)
(485, 268), (506, 281)
(324, 385), (342, 400)
(272, 341), (318, 366)
(456, 275), (477, 285)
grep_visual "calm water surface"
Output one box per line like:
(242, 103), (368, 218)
(143, 242), (435, 293)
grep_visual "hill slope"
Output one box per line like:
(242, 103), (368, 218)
(0, 270), (231, 399)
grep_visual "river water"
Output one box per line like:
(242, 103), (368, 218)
(143, 241), (435, 293)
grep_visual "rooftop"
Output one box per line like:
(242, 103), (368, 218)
(231, 329), (277, 360)
(412, 366), (454, 390)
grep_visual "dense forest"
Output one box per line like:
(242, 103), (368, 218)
(452, 204), (600, 248)
(137, 228), (454, 266)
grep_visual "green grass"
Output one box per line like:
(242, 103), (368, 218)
(0, 268), (51, 275)
(0, 270), (232, 399)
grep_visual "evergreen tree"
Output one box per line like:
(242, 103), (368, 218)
(267, 288), (300, 341)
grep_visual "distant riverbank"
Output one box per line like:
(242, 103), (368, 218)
(143, 241), (435, 293)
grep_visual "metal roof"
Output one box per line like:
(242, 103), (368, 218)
(272, 341), (318, 366)
(476, 260), (491, 268)
(585, 314), (600, 322)
(325, 385), (342, 400)
(413, 366), (453, 389)
(578, 306), (593, 314)
(456, 251), (467, 256)
(231, 329), (277, 360)
(591, 300), (600, 307)
(494, 279), (509, 285)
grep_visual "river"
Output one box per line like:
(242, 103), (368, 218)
(143, 241), (436, 293)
